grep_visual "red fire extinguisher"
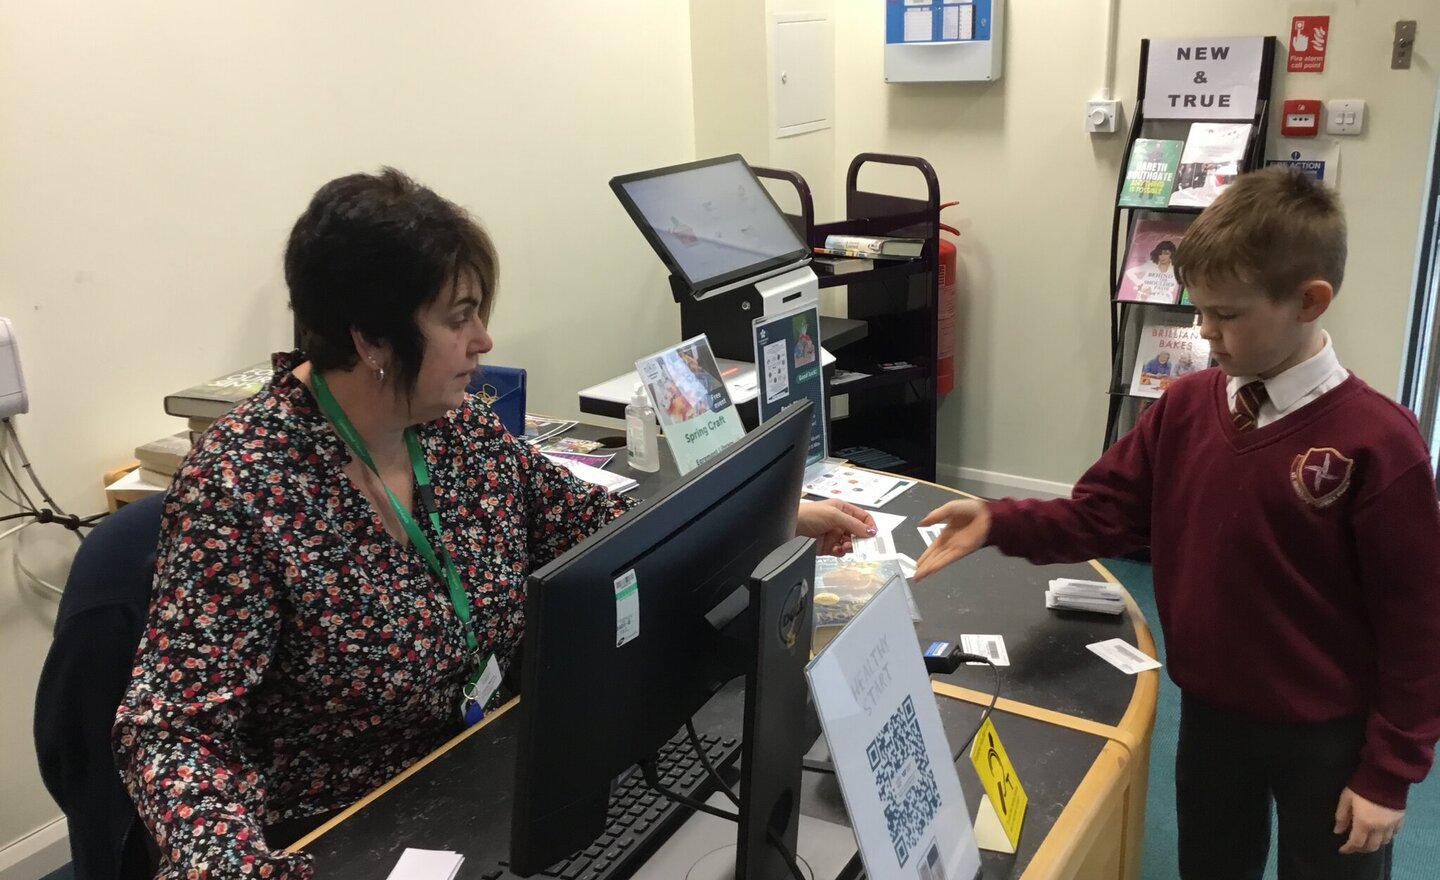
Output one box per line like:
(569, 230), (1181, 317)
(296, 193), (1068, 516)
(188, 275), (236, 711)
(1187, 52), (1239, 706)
(937, 202), (960, 397)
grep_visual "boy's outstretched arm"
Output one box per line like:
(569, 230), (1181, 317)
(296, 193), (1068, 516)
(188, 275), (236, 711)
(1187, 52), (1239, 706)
(913, 398), (1162, 580)
(914, 500), (990, 580)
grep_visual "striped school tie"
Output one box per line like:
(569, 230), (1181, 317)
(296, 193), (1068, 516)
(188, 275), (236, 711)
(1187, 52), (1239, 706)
(1231, 380), (1268, 432)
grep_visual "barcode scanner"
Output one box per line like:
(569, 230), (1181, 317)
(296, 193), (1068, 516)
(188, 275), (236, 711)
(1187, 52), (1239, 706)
(922, 640), (989, 674)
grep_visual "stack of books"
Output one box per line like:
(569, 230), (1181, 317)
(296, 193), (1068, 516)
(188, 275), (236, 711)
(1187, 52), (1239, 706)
(812, 234), (923, 260)
(1045, 578), (1125, 615)
(133, 432), (191, 487)
(165, 362), (272, 439)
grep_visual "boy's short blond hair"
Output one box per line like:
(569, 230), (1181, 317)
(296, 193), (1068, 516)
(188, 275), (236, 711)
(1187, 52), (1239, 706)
(1173, 166), (1346, 298)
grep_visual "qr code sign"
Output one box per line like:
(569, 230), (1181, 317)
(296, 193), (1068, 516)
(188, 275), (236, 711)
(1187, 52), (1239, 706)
(865, 695), (942, 867)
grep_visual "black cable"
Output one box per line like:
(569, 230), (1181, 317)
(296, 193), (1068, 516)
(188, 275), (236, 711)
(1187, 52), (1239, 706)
(953, 654), (1003, 765)
(639, 761), (739, 822)
(675, 726), (808, 880)
(0, 507), (106, 533)
(685, 720), (740, 808)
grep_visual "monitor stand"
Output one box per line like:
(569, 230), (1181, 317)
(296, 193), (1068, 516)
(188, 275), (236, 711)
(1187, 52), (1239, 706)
(630, 792), (858, 880)
(641, 537), (857, 880)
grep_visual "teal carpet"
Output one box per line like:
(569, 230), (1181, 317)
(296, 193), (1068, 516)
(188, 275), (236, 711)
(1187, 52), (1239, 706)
(1102, 558), (1440, 880)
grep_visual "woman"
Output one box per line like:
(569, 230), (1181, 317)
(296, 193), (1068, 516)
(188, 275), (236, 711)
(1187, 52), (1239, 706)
(113, 169), (873, 878)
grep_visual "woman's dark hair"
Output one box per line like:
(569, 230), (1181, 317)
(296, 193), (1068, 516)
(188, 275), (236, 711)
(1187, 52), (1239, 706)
(285, 167), (498, 396)
(1149, 240), (1177, 263)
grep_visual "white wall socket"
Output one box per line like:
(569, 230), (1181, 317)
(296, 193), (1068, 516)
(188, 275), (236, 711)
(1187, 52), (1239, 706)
(1087, 99), (1120, 134)
(1325, 99), (1366, 136)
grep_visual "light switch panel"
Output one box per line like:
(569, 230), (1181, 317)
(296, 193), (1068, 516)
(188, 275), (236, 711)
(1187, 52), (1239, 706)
(1325, 99), (1366, 135)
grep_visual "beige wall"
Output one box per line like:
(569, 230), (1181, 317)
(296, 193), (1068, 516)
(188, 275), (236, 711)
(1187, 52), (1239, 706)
(828, 0), (1439, 486)
(691, 0), (839, 220)
(0, 1), (695, 869)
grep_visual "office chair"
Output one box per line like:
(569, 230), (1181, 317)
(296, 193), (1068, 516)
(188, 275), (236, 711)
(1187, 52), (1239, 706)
(34, 492), (164, 880)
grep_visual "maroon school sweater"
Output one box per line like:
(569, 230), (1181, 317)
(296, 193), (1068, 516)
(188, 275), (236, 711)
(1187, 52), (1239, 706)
(986, 369), (1440, 809)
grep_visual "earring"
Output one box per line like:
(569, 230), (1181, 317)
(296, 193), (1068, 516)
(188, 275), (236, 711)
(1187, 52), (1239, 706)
(368, 358), (385, 383)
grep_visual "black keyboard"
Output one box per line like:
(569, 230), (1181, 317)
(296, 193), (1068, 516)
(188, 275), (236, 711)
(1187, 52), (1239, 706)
(487, 728), (741, 880)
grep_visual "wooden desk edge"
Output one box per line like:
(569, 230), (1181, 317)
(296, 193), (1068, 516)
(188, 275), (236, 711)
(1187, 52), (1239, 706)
(1022, 740), (1133, 879)
(287, 697), (521, 853)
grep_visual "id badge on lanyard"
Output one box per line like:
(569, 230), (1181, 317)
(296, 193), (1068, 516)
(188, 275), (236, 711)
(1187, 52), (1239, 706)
(460, 654), (504, 726)
(311, 370), (497, 728)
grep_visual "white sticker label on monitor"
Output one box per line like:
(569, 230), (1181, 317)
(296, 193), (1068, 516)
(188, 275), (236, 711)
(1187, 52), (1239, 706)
(614, 570), (640, 647)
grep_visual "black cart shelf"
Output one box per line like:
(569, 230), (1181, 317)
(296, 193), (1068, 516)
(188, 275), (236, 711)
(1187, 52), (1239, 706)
(756, 154), (943, 481)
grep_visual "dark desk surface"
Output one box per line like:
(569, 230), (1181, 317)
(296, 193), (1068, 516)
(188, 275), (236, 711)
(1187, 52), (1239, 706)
(295, 424), (1157, 879)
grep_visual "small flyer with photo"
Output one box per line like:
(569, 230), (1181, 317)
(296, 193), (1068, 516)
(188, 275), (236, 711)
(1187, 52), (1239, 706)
(1129, 311), (1211, 398)
(753, 305), (828, 469)
(1168, 122), (1253, 208)
(635, 335), (745, 475)
(1116, 214), (1192, 304)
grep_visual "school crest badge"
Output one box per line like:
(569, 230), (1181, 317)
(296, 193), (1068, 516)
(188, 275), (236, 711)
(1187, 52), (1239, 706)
(1290, 447), (1353, 508)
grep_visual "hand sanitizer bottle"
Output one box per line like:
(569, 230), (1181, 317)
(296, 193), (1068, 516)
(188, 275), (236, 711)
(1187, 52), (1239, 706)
(625, 384), (660, 472)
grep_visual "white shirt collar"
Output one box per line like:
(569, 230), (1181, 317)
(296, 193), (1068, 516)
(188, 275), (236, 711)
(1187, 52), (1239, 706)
(1230, 332), (1343, 413)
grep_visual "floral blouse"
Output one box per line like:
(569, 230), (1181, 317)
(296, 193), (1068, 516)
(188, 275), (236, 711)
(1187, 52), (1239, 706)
(113, 353), (631, 878)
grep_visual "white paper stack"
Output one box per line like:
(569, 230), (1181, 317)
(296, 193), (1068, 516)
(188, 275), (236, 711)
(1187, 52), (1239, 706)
(385, 848), (464, 880)
(1045, 578), (1125, 615)
(545, 454), (639, 495)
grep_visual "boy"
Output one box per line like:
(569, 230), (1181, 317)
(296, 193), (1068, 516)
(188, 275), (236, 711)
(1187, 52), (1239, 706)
(914, 167), (1440, 879)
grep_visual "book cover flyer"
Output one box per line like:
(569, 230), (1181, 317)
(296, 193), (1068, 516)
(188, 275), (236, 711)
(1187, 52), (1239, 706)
(1116, 214), (1193, 304)
(1169, 122), (1253, 207)
(1118, 139), (1183, 208)
(1130, 311), (1211, 398)
(753, 305), (827, 468)
(635, 335), (744, 475)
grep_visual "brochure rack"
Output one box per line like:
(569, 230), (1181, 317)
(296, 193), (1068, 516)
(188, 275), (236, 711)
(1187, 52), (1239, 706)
(757, 154), (943, 481)
(1103, 37), (1277, 449)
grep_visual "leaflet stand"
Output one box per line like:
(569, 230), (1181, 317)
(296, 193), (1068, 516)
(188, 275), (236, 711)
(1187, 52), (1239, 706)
(1102, 37), (1277, 449)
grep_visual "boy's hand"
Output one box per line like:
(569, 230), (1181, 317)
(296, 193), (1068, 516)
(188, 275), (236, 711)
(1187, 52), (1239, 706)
(913, 500), (991, 581)
(1334, 787), (1404, 854)
(796, 499), (877, 557)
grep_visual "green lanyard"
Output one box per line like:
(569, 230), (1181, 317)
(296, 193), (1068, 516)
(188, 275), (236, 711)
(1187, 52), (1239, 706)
(309, 371), (479, 656)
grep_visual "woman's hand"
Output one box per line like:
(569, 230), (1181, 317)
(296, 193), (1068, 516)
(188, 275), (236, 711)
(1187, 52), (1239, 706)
(796, 499), (877, 557)
(912, 500), (991, 580)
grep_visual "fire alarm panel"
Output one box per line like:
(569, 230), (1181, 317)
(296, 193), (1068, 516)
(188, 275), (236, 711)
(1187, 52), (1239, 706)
(1281, 99), (1321, 137)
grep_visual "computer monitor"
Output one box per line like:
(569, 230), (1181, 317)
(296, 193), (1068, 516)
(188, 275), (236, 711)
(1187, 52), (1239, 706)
(509, 402), (814, 876)
(610, 154), (810, 296)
